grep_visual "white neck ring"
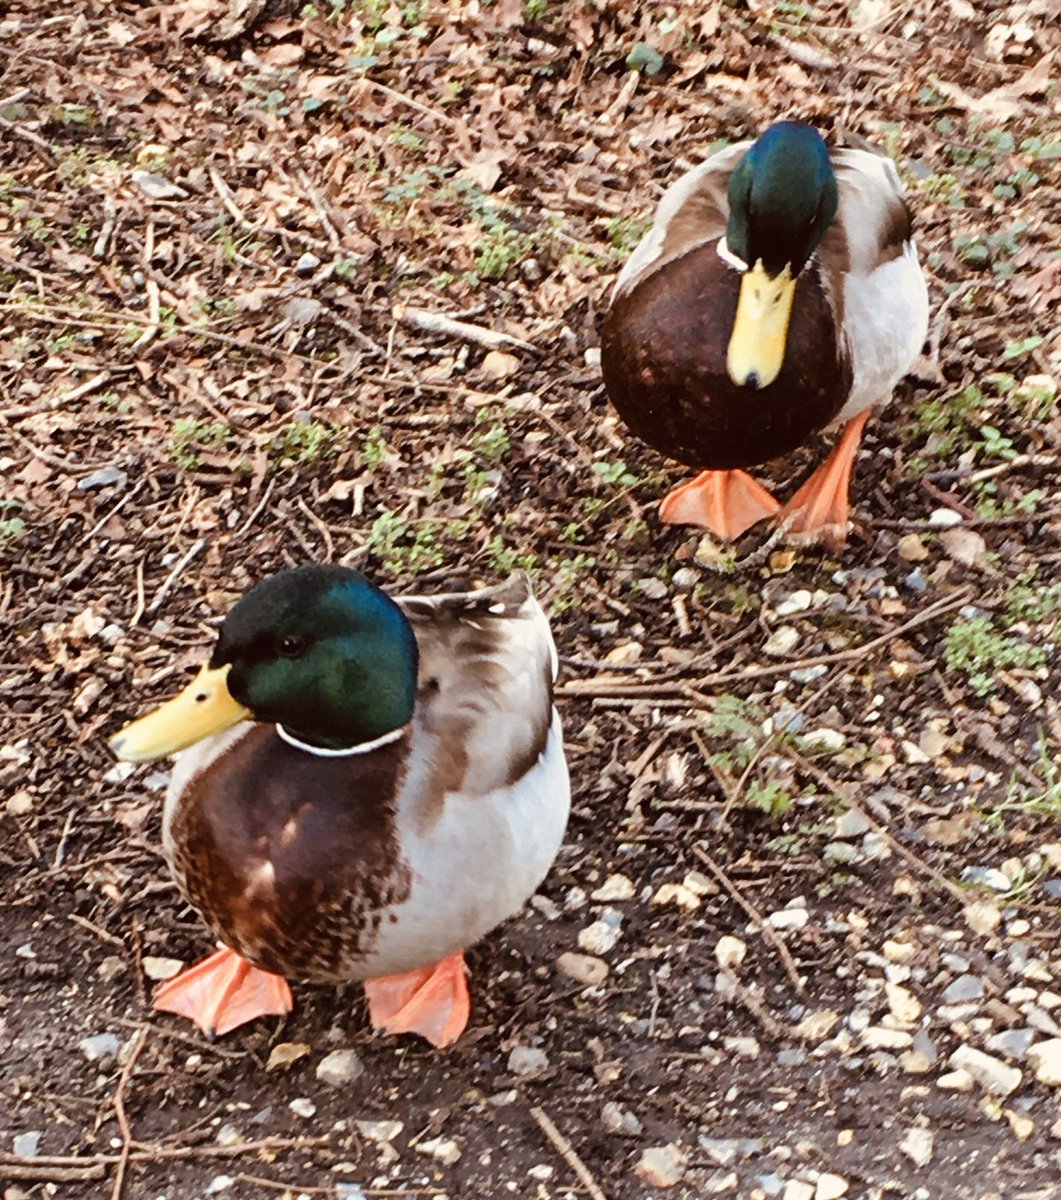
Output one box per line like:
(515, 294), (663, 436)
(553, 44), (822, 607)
(275, 723), (407, 758)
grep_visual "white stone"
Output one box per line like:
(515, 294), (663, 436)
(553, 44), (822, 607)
(590, 873), (635, 901)
(766, 907), (809, 931)
(1028, 1038), (1061, 1086)
(715, 936), (747, 970)
(764, 626), (801, 657)
(862, 1026), (913, 1051)
(802, 728), (846, 752)
(508, 1045), (550, 1078)
(948, 1045), (1022, 1096)
(316, 1049), (363, 1088)
(356, 1119), (403, 1143)
(416, 1136), (462, 1165)
(142, 956), (185, 981)
(900, 1127), (934, 1167)
(816, 1174), (848, 1200)
(937, 1069), (974, 1091)
(634, 1144), (686, 1188)
(288, 1097), (317, 1118)
(578, 919), (621, 955)
(783, 1182), (815, 1200)
(886, 982), (922, 1024)
(556, 952), (609, 987)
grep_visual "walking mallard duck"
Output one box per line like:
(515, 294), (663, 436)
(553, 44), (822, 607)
(109, 566), (570, 1048)
(601, 121), (929, 548)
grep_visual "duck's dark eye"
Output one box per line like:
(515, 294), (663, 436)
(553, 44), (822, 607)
(277, 634), (308, 658)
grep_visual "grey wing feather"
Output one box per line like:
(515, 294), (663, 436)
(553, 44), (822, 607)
(396, 573), (557, 795)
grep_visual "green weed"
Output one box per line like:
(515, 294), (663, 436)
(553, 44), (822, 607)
(270, 419), (346, 465)
(166, 418), (231, 471)
(943, 615), (1045, 697)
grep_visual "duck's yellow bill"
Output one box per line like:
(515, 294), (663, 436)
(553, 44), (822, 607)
(726, 262), (796, 390)
(109, 664), (251, 763)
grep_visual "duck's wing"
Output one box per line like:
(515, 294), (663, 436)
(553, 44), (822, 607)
(612, 141), (750, 300)
(396, 572), (558, 797)
(819, 147), (929, 417)
(820, 147), (915, 281)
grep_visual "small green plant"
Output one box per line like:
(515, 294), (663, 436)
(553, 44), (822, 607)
(549, 552), (597, 615)
(485, 534), (537, 575)
(475, 223), (536, 279)
(270, 419), (346, 465)
(470, 416), (510, 461)
(523, 0), (548, 17)
(943, 615), (1046, 697)
(368, 511), (459, 573)
(361, 425), (388, 468)
(603, 214), (651, 255)
(0, 501), (26, 550)
(700, 694), (791, 817)
(166, 418), (231, 471)
(592, 459), (637, 488)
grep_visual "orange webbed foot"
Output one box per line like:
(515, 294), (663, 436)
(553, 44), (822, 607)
(660, 470), (781, 540)
(777, 409), (873, 549)
(363, 953), (470, 1049)
(153, 947), (293, 1038)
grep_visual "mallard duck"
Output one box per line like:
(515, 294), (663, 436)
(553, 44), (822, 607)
(109, 566), (569, 1048)
(601, 121), (929, 547)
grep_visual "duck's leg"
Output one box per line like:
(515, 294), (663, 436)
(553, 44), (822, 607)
(153, 946), (293, 1038)
(776, 408), (873, 549)
(363, 952), (470, 1049)
(660, 470), (781, 539)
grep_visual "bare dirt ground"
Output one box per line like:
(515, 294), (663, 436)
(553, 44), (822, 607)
(1, 2), (1060, 1198)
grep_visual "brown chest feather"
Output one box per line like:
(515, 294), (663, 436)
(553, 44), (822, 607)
(169, 727), (412, 980)
(601, 246), (853, 470)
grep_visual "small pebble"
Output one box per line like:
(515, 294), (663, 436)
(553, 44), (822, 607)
(834, 809), (871, 839)
(900, 1127), (934, 1167)
(948, 1045), (1022, 1096)
(295, 251), (321, 274)
(77, 466), (128, 491)
(816, 1174), (848, 1200)
(316, 1049), (364, 1088)
(764, 625), (800, 657)
(215, 1124), (242, 1147)
(634, 1144), (686, 1189)
(986, 1028), (1036, 1061)
(356, 1119), (403, 1143)
(937, 1068), (973, 1091)
(415, 1135), (461, 1165)
(142, 956), (185, 982)
(601, 1101), (643, 1136)
(766, 906), (809, 931)
(556, 951), (609, 987)
(715, 935), (747, 970)
(205, 1175), (235, 1195)
(508, 1045), (550, 1078)
(6, 790), (34, 817)
(528, 1164), (553, 1182)
(1028, 1039), (1061, 1086)
(13, 1132), (40, 1158)
(886, 982), (922, 1024)
(288, 1097), (317, 1119)
(79, 1033), (120, 1062)
(725, 1035), (760, 1059)
(783, 1182), (814, 1200)
(928, 507), (963, 527)
(942, 975), (984, 1004)
(578, 909), (622, 955)
(590, 873), (635, 902)
(802, 728), (846, 752)
(961, 866), (1012, 893)
(862, 1027), (913, 1051)
(638, 578), (668, 600)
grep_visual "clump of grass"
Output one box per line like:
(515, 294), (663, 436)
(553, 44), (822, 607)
(943, 615), (1046, 697)
(167, 418), (231, 471)
(270, 419), (346, 465)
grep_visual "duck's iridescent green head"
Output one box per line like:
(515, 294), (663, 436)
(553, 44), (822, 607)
(724, 122), (839, 390)
(111, 566), (419, 760)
